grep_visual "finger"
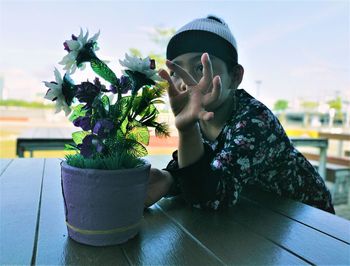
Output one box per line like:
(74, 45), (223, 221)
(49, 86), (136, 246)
(159, 69), (180, 97)
(198, 110), (214, 121)
(200, 53), (213, 89)
(203, 75), (221, 107)
(166, 60), (197, 86)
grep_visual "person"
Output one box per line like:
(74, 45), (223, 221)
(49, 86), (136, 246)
(145, 15), (335, 214)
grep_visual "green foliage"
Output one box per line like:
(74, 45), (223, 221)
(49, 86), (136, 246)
(301, 101), (319, 110)
(328, 97), (342, 112)
(64, 144), (79, 151)
(149, 27), (176, 47)
(129, 48), (143, 58)
(47, 29), (171, 170)
(90, 58), (119, 85)
(0, 99), (54, 109)
(126, 126), (150, 146)
(72, 131), (89, 145)
(273, 99), (289, 111)
(69, 104), (87, 122)
(129, 26), (176, 70)
(65, 153), (145, 170)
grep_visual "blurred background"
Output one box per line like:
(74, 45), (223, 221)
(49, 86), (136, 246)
(0, 0), (349, 157)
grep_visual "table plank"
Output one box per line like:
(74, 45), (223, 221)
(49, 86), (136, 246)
(0, 159), (13, 174)
(121, 206), (223, 265)
(242, 186), (350, 243)
(157, 197), (308, 265)
(234, 196), (349, 265)
(35, 158), (129, 265)
(0, 158), (45, 265)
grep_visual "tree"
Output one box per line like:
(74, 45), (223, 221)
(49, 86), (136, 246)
(301, 101), (319, 110)
(328, 97), (343, 120)
(273, 99), (289, 111)
(129, 26), (176, 69)
(328, 97), (342, 112)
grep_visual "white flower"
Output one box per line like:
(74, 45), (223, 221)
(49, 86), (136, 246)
(119, 53), (162, 82)
(43, 68), (71, 116)
(59, 29), (100, 74)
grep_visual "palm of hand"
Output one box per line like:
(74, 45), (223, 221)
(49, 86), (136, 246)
(159, 53), (221, 132)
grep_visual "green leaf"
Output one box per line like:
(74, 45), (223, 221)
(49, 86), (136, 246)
(72, 131), (89, 145)
(139, 104), (158, 123)
(152, 99), (165, 105)
(114, 96), (130, 119)
(120, 118), (128, 134)
(154, 122), (170, 137)
(69, 104), (87, 122)
(125, 139), (148, 157)
(92, 97), (106, 119)
(64, 144), (79, 151)
(101, 95), (110, 113)
(126, 126), (150, 145)
(90, 58), (118, 85)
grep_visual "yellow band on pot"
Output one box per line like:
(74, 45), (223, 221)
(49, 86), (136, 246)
(66, 220), (141, 235)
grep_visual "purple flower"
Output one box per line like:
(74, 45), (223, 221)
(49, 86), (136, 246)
(63, 42), (71, 52)
(93, 77), (107, 92)
(78, 135), (94, 158)
(78, 135), (104, 158)
(109, 85), (118, 94)
(93, 119), (114, 138)
(75, 81), (101, 108)
(120, 75), (133, 94)
(73, 116), (91, 131)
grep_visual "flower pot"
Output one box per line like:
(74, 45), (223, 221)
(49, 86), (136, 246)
(60, 160), (150, 246)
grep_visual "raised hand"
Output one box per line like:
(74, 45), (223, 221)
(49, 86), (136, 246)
(159, 53), (222, 132)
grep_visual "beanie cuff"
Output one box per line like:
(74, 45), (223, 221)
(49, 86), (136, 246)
(167, 30), (238, 66)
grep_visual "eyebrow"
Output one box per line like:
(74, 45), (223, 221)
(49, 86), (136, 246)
(172, 54), (202, 66)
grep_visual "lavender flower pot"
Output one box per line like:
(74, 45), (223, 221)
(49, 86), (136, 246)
(61, 161), (150, 246)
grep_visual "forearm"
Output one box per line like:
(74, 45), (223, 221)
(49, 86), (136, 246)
(178, 123), (204, 168)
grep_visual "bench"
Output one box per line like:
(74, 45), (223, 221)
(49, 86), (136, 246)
(304, 153), (350, 205)
(318, 132), (350, 157)
(290, 137), (328, 179)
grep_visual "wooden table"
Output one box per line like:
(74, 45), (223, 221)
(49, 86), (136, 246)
(1, 158), (349, 265)
(16, 127), (75, 157)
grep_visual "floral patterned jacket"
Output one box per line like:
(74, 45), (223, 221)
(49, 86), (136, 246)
(166, 89), (335, 214)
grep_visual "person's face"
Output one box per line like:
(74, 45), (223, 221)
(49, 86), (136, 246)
(170, 52), (243, 111)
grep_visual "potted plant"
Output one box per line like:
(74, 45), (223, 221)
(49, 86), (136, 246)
(44, 29), (169, 246)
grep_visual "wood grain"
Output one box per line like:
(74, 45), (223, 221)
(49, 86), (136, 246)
(0, 158), (44, 265)
(0, 159), (12, 175)
(242, 186), (350, 243)
(157, 197), (308, 265)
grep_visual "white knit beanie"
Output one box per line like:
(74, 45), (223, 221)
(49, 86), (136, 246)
(167, 15), (238, 66)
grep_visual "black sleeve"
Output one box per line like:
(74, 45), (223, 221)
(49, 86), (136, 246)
(164, 143), (219, 204)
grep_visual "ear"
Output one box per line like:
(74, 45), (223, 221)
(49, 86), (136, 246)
(230, 64), (244, 89)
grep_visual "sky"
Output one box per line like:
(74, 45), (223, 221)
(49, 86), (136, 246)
(0, 0), (349, 108)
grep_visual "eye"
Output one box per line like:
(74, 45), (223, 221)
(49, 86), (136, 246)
(170, 71), (178, 78)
